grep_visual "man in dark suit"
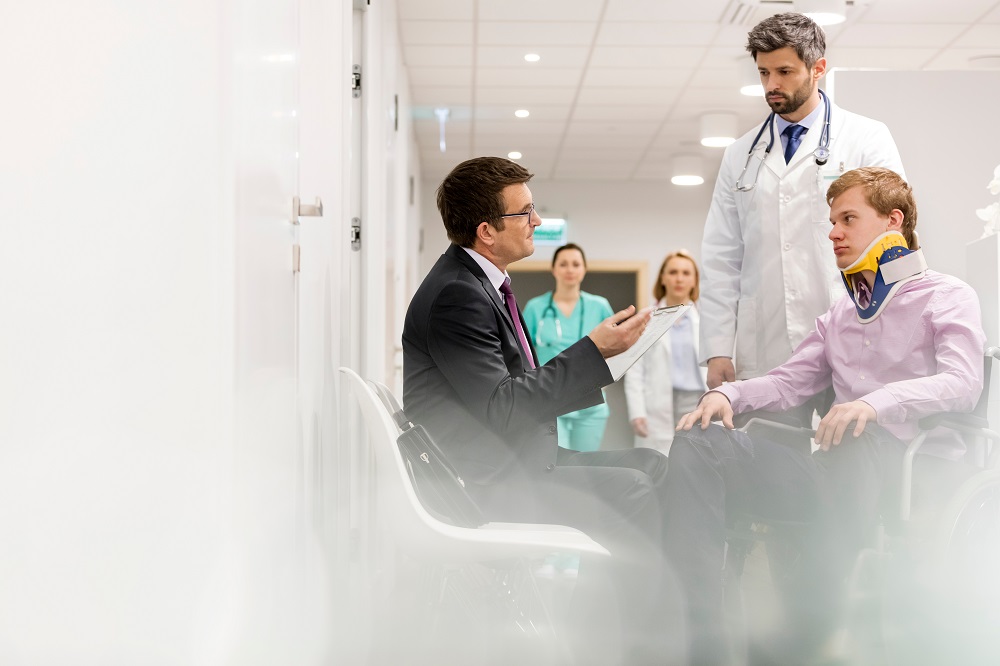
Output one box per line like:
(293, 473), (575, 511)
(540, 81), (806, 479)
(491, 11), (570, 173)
(403, 157), (683, 664)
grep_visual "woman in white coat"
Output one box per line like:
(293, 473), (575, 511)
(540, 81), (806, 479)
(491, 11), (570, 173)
(625, 250), (707, 455)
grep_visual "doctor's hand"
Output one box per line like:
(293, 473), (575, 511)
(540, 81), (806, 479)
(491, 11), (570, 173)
(631, 418), (649, 438)
(814, 400), (877, 451)
(707, 357), (736, 389)
(588, 305), (652, 358)
(675, 391), (734, 431)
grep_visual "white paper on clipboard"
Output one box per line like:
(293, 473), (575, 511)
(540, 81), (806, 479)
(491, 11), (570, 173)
(606, 303), (691, 381)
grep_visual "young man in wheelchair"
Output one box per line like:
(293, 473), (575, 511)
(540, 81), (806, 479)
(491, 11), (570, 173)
(666, 167), (987, 665)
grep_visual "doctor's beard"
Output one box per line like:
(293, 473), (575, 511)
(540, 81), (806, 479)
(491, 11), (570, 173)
(766, 78), (815, 116)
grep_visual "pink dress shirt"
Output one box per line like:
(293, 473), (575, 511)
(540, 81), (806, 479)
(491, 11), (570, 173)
(716, 270), (986, 459)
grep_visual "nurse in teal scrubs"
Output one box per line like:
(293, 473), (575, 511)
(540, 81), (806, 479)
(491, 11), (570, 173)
(523, 243), (614, 452)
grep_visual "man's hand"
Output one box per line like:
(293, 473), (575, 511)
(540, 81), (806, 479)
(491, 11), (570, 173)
(707, 357), (736, 389)
(675, 391), (734, 431)
(814, 400), (876, 451)
(631, 417), (648, 438)
(588, 306), (652, 359)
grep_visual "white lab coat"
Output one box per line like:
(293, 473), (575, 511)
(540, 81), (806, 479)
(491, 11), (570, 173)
(624, 303), (707, 453)
(700, 99), (905, 379)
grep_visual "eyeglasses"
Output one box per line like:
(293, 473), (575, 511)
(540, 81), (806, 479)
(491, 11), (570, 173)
(499, 203), (535, 224)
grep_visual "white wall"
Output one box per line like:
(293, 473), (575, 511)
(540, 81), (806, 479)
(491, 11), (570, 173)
(830, 70), (1000, 285)
(0, 0), (412, 662)
(419, 176), (717, 298)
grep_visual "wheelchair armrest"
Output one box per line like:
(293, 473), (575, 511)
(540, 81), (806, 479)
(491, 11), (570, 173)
(741, 417), (815, 454)
(917, 412), (990, 432)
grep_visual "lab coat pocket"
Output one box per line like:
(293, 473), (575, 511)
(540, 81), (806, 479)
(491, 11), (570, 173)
(735, 297), (758, 374)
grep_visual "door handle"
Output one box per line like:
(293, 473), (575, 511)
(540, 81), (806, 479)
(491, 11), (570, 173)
(292, 196), (323, 224)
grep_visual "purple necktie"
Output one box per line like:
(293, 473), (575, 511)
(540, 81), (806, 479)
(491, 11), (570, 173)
(782, 123), (807, 164)
(499, 277), (536, 370)
(855, 277), (872, 308)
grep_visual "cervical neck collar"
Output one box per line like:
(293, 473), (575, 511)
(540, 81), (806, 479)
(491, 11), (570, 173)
(840, 231), (927, 323)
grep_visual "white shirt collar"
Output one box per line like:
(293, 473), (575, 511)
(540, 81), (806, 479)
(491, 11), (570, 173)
(461, 246), (508, 297)
(774, 94), (825, 135)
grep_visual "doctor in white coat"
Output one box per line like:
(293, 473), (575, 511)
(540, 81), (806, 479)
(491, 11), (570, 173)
(700, 13), (905, 413)
(625, 251), (707, 454)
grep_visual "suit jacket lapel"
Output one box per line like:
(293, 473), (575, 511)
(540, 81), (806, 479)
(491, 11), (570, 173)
(446, 244), (516, 332)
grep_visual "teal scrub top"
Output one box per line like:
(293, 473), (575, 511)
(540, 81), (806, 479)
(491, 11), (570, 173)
(522, 291), (615, 366)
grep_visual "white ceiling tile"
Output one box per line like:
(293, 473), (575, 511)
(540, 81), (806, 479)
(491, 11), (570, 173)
(825, 47), (943, 70)
(596, 22), (720, 47)
(409, 67), (473, 87)
(475, 120), (566, 137)
(584, 67), (691, 88)
(832, 23), (967, 49)
(673, 86), (761, 110)
(551, 164), (634, 180)
(565, 120), (660, 137)
(400, 20), (474, 45)
(412, 105), (473, 122)
(986, 4), (1000, 22)
(476, 67), (584, 87)
(475, 86), (578, 105)
(701, 46), (751, 70)
(473, 105), (572, 122)
(476, 45), (590, 68)
(921, 49), (1000, 70)
(478, 21), (598, 46)
(590, 46), (701, 68)
(398, 0), (474, 21)
(952, 24), (1000, 48)
(560, 131), (652, 149)
(410, 85), (473, 106)
(576, 86), (682, 106)
(414, 120), (473, 145)
(712, 24), (755, 48)
(474, 134), (564, 152)
(860, 0), (993, 24)
(402, 45), (475, 68)
(558, 147), (646, 163)
(570, 105), (667, 122)
(479, 0), (605, 22)
(604, 0), (725, 22)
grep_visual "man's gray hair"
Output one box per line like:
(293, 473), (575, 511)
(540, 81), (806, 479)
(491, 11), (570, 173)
(746, 12), (826, 67)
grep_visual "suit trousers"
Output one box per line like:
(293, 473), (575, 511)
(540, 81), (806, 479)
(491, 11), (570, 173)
(664, 423), (906, 665)
(475, 446), (686, 665)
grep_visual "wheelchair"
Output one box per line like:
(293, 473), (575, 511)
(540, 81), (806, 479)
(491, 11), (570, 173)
(723, 347), (1000, 665)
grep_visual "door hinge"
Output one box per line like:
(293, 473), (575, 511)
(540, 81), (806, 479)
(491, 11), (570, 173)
(292, 243), (301, 273)
(352, 65), (362, 98)
(351, 217), (361, 251)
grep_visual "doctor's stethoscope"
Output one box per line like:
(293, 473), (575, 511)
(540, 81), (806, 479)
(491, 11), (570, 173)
(535, 293), (585, 347)
(733, 88), (832, 192)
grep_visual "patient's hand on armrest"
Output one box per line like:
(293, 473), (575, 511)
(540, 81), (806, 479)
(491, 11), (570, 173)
(814, 400), (876, 451)
(675, 391), (734, 431)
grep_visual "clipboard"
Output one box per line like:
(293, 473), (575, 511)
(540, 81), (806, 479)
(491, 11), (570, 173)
(606, 303), (691, 381)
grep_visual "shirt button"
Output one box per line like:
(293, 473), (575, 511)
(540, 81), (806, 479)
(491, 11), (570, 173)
(783, 243), (792, 251)
(545, 463), (555, 472)
(783, 195), (791, 203)
(865, 340), (870, 346)
(860, 375), (865, 380)
(548, 425), (556, 433)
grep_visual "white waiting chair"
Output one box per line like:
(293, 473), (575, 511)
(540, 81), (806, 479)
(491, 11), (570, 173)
(339, 367), (609, 663)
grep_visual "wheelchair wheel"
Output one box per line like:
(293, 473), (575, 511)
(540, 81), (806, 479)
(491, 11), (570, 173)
(881, 471), (1000, 666)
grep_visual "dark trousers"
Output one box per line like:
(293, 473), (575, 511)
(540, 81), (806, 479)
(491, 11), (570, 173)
(477, 446), (686, 665)
(665, 423), (905, 665)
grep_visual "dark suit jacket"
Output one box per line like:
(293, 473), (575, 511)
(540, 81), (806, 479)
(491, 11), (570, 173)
(402, 244), (612, 489)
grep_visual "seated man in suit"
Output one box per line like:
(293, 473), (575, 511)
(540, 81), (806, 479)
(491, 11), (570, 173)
(403, 156), (682, 664)
(667, 167), (986, 664)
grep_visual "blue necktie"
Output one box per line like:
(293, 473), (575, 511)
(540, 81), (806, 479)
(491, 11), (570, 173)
(782, 124), (807, 164)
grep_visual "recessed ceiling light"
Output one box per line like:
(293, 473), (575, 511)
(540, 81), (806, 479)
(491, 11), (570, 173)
(514, 109), (530, 118)
(671, 155), (705, 187)
(508, 151), (522, 160)
(524, 53), (540, 63)
(700, 112), (737, 148)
